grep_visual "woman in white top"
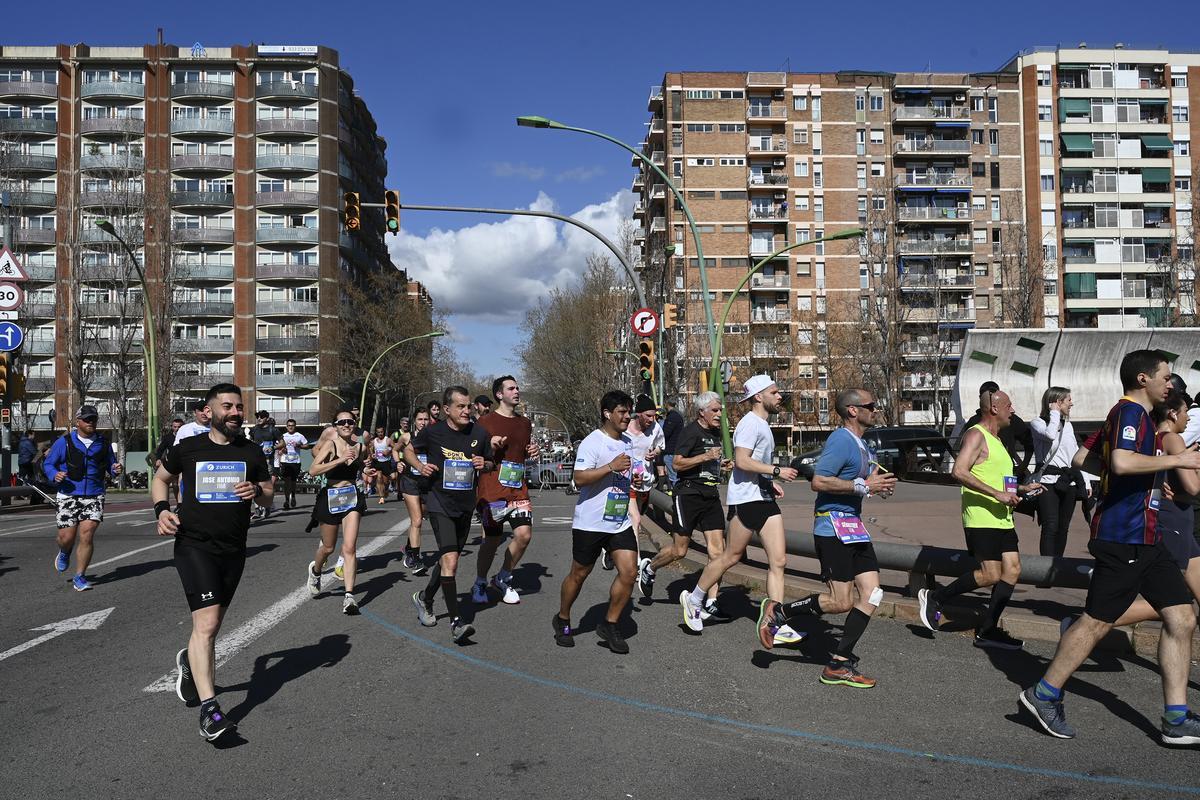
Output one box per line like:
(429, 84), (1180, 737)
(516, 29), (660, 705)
(1030, 387), (1081, 558)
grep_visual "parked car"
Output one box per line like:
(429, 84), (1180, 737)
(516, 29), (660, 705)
(526, 457), (574, 489)
(791, 426), (953, 478)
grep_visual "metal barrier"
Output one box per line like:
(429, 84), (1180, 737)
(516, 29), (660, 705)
(645, 487), (1093, 591)
(0, 483), (56, 505)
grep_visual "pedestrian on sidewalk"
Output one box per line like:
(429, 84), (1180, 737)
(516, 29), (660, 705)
(1030, 387), (1085, 559)
(18, 430), (38, 485)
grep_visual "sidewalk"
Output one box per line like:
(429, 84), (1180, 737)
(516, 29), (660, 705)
(641, 481), (1190, 657)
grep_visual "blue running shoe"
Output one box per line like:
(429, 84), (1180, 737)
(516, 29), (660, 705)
(55, 550), (69, 574)
(471, 579), (489, 605)
(72, 574), (93, 592)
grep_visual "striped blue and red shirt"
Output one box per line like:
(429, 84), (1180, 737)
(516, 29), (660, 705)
(1089, 398), (1163, 545)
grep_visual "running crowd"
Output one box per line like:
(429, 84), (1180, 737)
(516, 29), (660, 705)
(39, 350), (1200, 746)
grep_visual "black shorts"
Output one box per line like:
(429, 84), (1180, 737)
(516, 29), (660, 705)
(479, 500), (534, 535)
(372, 458), (394, 474)
(400, 474), (425, 496)
(728, 500), (781, 531)
(1085, 539), (1193, 623)
(674, 492), (725, 535)
(429, 512), (473, 553)
(1160, 525), (1200, 570)
(814, 534), (879, 583)
(174, 542), (245, 612)
(964, 527), (1019, 562)
(313, 486), (367, 525)
(279, 462), (301, 480)
(572, 527), (637, 566)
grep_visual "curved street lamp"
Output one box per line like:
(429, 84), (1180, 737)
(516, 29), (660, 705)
(360, 330), (446, 424)
(95, 219), (158, 455)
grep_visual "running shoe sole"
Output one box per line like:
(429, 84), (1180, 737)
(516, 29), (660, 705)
(452, 623), (475, 643)
(1162, 728), (1200, 746)
(1018, 689), (1075, 739)
(493, 580), (520, 604)
(819, 669), (876, 688)
(917, 588), (940, 631)
(773, 624), (805, 645)
(200, 720), (235, 742)
(756, 599), (776, 650)
(974, 635), (1023, 651)
(72, 577), (92, 592)
(175, 648), (198, 705)
(412, 591), (436, 627)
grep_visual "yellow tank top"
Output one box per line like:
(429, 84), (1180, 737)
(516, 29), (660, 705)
(961, 425), (1015, 530)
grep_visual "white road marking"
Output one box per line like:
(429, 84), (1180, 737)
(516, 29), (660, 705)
(0, 507), (147, 538)
(143, 516), (410, 693)
(90, 539), (173, 569)
(0, 607), (115, 663)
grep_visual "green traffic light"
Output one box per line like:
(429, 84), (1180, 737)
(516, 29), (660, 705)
(387, 219), (400, 232)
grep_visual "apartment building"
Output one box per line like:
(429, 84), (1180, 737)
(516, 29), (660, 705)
(0, 42), (427, 437)
(637, 49), (1200, 441)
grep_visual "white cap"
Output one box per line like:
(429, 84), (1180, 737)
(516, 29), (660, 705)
(741, 374), (776, 402)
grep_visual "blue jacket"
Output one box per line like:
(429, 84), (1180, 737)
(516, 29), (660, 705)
(18, 438), (38, 465)
(43, 431), (117, 496)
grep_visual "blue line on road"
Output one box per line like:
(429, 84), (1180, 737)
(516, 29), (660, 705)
(362, 609), (1200, 796)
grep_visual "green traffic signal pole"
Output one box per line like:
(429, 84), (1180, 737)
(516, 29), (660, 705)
(516, 116), (720, 431)
(95, 220), (158, 459)
(360, 331), (446, 427)
(710, 229), (864, 430)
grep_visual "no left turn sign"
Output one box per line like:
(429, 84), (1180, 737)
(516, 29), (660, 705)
(631, 307), (659, 337)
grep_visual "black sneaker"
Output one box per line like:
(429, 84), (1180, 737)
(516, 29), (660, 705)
(403, 548), (418, 570)
(702, 599), (730, 622)
(451, 617), (475, 643)
(917, 588), (942, 631)
(636, 557), (654, 598)
(553, 615), (574, 647)
(174, 648), (198, 705)
(974, 627), (1024, 650)
(601, 550), (613, 571)
(597, 621), (629, 654)
(199, 703), (235, 741)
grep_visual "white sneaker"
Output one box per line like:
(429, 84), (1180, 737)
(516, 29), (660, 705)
(491, 576), (520, 605)
(307, 561), (321, 597)
(342, 593), (359, 615)
(334, 556), (345, 580)
(773, 623), (805, 645)
(679, 590), (704, 632)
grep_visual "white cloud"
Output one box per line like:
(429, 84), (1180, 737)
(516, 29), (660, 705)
(490, 161), (546, 180)
(555, 165), (605, 183)
(388, 191), (636, 325)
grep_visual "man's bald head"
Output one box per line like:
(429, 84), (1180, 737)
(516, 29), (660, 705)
(980, 388), (1014, 428)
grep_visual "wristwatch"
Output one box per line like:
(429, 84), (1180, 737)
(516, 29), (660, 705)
(772, 466), (781, 478)
(253, 484), (264, 498)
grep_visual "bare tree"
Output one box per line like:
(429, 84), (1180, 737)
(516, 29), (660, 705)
(993, 195), (1044, 328)
(1146, 185), (1199, 327)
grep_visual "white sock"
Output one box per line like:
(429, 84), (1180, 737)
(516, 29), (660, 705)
(688, 586), (706, 606)
(645, 563), (655, 575)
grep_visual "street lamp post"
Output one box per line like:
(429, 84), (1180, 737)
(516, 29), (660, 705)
(604, 348), (644, 401)
(360, 331), (446, 428)
(95, 219), (158, 455)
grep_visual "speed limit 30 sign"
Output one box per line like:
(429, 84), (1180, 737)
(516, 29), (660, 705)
(0, 282), (24, 312)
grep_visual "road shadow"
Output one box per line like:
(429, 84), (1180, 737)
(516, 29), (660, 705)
(353, 556), (412, 607)
(93, 542), (279, 587)
(222, 633), (352, 726)
(576, 600), (640, 639)
(512, 561), (549, 598)
(0, 555), (16, 579)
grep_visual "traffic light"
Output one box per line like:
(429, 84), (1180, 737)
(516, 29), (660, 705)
(10, 372), (24, 401)
(663, 303), (678, 329)
(384, 190), (400, 234)
(343, 192), (361, 231)
(0, 353), (8, 397)
(638, 340), (655, 383)
(699, 370), (708, 394)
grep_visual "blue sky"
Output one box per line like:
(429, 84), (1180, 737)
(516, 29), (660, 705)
(11, 0), (1200, 375)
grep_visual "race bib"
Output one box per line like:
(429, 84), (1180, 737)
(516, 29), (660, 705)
(442, 459), (474, 490)
(195, 461), (246, 503)
(326, 485), (357, 514)
(1150, 487), (1162, 511)
(411, 453), (427, 476)
(261, 441), (274, 456)
(1004, 476), (1018, 494)
(603, 490), (630, 523)
(281, 452), (300, 464)
(498, 460), (526, 489)
(828, 511), (871, 544)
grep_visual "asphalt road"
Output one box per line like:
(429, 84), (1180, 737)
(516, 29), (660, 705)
(3, 488), (1200, 799)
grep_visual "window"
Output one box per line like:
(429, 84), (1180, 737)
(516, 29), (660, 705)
(1038, 103), (1052, 121)
(855, 94), (866, 113)
(685, 123), (713, 133)
(869, 94), (884, 112)
(718, 89), (744, 99)
(812, 131), (822, 155)
(1175, 140), (1190, 158)
(718, 157), (745, 166)
(796, 196), (809, 211)
(1044, 280), (1058, 296)
(1037, 68), (1052, 87)
(990, 162), (1000, 189)
(813, 197), (823, 222)
(976, 293), (990, 310)
(870, 162), (884, 178)
(991, 196), (1001, 220)
(973, 228), (987, 243)
(720, 224), (746, 233)
(988, 97), (998, 123)
(718, 123), (745, 133)
(989, 129), (999, 156)
(856, 164), (866, 189)
(1039, 136), (1053, 156)
(856, 129), (866, 155)
(795, 159), (809, 177)
(1041, 208), (1056, 227)
(687, 190), (714, 199)
(817, 367), (828, 390)
(798, 296), (813, 312)
(813, 164), (823, 188)
(1173, 105), (1190, 123)
(972, 162), (986, 177)
(1177, 176), (1192, 192)
(719, 190), (746, 200)
(686, 157), (714, 168)
(684, 89), (715, 100)
(1043, 242), (1057, 263)
(971, 96), (984, 112)
(811, 96), (821, 122)
(1173, 73), (1189, 88)
(1040, 173), (1055, 191)
(870, 129), (884, 144)
(794, 95), (808, 111)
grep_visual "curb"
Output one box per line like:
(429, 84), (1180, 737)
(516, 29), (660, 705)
(640, 517), (1194, 658)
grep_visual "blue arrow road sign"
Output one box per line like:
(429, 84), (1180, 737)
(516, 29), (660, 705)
(0, 321), (24, 352)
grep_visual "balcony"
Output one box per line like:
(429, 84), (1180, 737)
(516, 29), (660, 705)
(256, 191), (320, 209)
(256, 227), (319, 246)
(902, 340), (964, 358)
(256, 154), (319, 173)
(23, 263), (57, 281)
(749, 173), (789, 187)
(171, 337), (235, 355)
(25, 377), (56, 393)
(13, 228), (56, 246)
(648, 85), (663, 109)
(256, 262), (319, 281)
(747, 72), (786, 87)
(649, 216), (666, 233)
(170, 81), (236, 101)
(79, 190), (144, 209)
(906, 307), (976, 323)
(171, 190), (235, 209)
(751, 308), (792, 324)
(904, 374), (956, 391)
(81, 80), (145, 100)
(80, 153), (144, 173)
(256, 336), (319, 353)
(0, 80), (58, 101)
(23, 339), (56, 355)
(893, 106), (971, 122)
(7, 190), (57, 208)
(747, 104), (787, 119)
(750, 238), (789, 256)
(172, 154), (235, 172)
(750, 273), (790, 290)
(901, 274), (976, 290)
(751, 339), (793, 358)
(173, 227), (235, 245)
(256, 300), (319, 317)
(0, 118), (56, 137)
(895, 172), (971, 188)
(749, 138), (788, 153)
(1063, 253), (1096, 265)
(256, 117), (319, 137)
(174, 301), (235, 318)
(170, 117), (234, 137)
(7, 154), (56, 172)
(255, 373), (319, 389)
(768, 412), (795, 428)
(174, 372), (236, 390)
(80, 117), (144, 136)
(255, 81), (319, 101)
(897, 238), (973, 255)
(632, 227), (646, 242)
(24, 301), (56, 317)
(894, 138), (971, 155)
(648, 150), (665, 166)
(177, 263), (235, 281)
(897, 206), (971, 222)
(750, 205), (788, 221)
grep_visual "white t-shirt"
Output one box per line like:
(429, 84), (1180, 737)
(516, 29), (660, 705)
(726, 412), (775, 505)
(572, 429), (634, 534)
(281, 432), (308, 464)
(174, 421), (210, 445)
(624, 421), (665, 485)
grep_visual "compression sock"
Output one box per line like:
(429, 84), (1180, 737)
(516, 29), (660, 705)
(1165, 705), (1189, 725)
(440, 576), (460, 618)
(983, 580), (1015, 632)
(783, 593), (823, 617)
(933, 571), (978, 603)
(834, 608), (872, 659)
(422, 562), (443, 606)
(1035, 679), (1062, 702)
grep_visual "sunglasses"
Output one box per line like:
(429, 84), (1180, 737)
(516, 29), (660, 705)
(79, 416), (99, 424)
(852, 403), (878, 412)
(334, 419), (356, 427)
